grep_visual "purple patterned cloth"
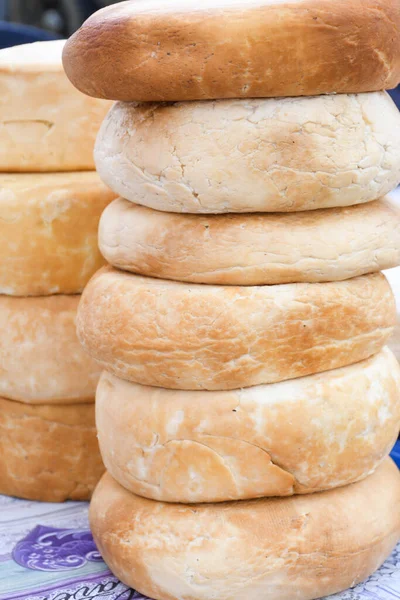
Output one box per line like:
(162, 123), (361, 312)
(12, 525), (103, 572)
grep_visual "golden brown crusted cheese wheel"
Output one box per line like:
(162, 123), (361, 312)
(96, 348), (400, 503)
(77, 267), (395, 391)
(90, 460), (400, 600)
(0, 398), (104, 502)
(63, 0), (400, 102)
(0, 40), (113, 172)
(0, 172), (115, 296)
(95, 94), (400, 213)
(100, 197), (400, 285)
(0, 295), (101, 404)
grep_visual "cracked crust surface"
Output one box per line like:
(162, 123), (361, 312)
(100, 196), (400, 285)
(0, 397), (104, 502)
(95, 93), (400, 213)
(0, 294), (101, 403)
(0, 172), (115, 296)
(0, 40), (112, 172)
(90, 460), (400, 600)
(96, 348), (400, 502)
(63, 0), (400, 101)
(77, 267), (395, 390)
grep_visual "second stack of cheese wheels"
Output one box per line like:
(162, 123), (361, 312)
(64, 1), (400, 599)
(0, 40), (116, 502)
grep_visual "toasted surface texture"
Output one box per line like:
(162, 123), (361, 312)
(0, 295), (101, 404)
(100, 197), (400, 285)
(0, 172), (115, 296)
(0, 398), (104, 502)
(0, 40), (112, 171)
(90, 460), (400, 600)
(95, 94), (400, 213)
(97, 349), (400, 503)
(77, 267), (395, 390)
(63, 0), (400, 102)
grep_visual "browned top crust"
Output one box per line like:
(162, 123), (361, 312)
(63, 0), (400, 102)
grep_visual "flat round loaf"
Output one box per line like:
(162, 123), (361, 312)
(63, 0), (400, 102)
(77, 267), (395, 390)
(0, 172), (115, 296)
(0, 295), (101, 404)
(100, 197), (400, 285)
(90, 459), (400, 600)
(0, 40), (112, 172)
(0, 398), (104, 502)
(95, 93), (400, 213)
(97, 348), (400, 503)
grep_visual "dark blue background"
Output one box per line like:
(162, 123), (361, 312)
(389, 87), (400, 109)
(0, 20), (60, 49)
(391, 440), (400, 468)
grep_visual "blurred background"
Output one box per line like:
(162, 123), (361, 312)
(0, 1), (120, 41)
(0, 0), (399, 107)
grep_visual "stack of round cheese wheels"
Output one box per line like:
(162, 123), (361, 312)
(64, 1), (400, 597)
(0, 40), (116, 502)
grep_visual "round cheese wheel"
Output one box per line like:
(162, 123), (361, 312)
(0, 398), (104, 502)
(0, 294), (101, 404)
(95, 93), (400, 213)
(77, 267), (395, 390)
(96, 348), (400, 502)
(100, 197), (400, 285)
(90, 459), (400, 600)
(0, 172), (115, 296)
(0, 40), (112, 171)
(63, 0), (400, 101)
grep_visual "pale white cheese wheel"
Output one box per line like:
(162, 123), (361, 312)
(0, 40), (113, 171)
(0, 172), (115, 296)
(0, 294), (101, 404)
(100, 197), (400, 285)
(96, 349), (400, 502)
(95, 93), (400, 213)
